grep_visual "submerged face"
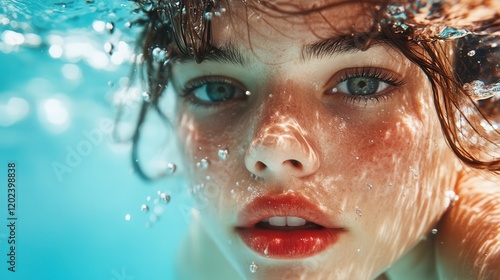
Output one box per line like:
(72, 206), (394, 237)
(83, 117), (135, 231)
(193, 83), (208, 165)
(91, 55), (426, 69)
(170, 1), (459, 279)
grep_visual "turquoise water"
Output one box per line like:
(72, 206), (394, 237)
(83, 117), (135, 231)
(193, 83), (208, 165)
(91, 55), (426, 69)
(0, 1), (189, 279)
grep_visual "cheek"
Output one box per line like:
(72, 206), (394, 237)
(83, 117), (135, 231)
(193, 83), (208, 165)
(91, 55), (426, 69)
(176, 109), (250, 210)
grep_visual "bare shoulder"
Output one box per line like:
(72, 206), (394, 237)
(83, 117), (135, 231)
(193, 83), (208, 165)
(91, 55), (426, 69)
(174, 218), (243, 280)
(435, 168), (500, 280)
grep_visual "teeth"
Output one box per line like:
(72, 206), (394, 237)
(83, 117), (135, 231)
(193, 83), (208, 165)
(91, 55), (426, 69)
(267, 216), (307, 227)
(269, 217), (287, 226)
(286, 216), (307, 226)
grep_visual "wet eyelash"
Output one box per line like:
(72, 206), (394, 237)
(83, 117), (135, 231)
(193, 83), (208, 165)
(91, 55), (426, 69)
(338, 67), (405, 87)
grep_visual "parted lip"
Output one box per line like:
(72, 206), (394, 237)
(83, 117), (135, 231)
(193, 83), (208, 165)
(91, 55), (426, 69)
(236, 193), (341, 229)
(235, 193), (344, 259)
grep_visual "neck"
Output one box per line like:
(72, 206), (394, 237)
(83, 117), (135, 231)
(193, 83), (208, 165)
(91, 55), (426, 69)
(384, 236), (439, 280)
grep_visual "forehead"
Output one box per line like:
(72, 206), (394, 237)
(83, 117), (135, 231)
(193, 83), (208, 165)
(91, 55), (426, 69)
(210, 0), (376, 49)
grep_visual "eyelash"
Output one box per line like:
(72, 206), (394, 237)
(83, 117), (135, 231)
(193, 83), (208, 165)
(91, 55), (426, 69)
(334, 67), (405, 104)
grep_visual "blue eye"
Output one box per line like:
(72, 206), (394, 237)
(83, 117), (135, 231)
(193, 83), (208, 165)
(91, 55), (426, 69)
(182, 77), (247, 105)
(330, 67), (404, 98)
(336, 76), (389, 96)
(195, 82), (237, 102)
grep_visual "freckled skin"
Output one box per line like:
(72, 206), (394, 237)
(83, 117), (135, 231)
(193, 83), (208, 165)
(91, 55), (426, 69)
(171, 1), (462, 279)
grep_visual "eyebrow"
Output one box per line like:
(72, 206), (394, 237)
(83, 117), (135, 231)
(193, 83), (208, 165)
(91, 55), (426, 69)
(173, 43), (249, 66)
(175, 33), (390, 65)
(301, 33), (390, 60)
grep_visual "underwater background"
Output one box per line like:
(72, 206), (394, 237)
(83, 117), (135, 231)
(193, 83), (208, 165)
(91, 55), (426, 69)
(0, 1), (190, 279)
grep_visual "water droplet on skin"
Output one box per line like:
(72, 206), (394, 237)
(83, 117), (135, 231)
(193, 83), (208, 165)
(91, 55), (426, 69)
(355, 156), (359, 160)
(431, 229), (438, 234)
(235, 181), (240, 187)
(468, 50), (476, 56)
(230, 189), (235, 196)
(366, 184), (373, 190)
(249, 262), (259, 273)
(141, 204), (149, 212)
(245, 90), (251, 96)
(355, 207), (362, 217)
(196, 158), (209, 169)
(142, 92), (150, 102)
(356, 248), (361, 253)
(205, 175), (211, 180)
(220, 7), (227, 13)
(217, 149), (228, 160)
(247, 186), (253, 192)
(444, 190), (458, 207)
(264, 248), (268, 255)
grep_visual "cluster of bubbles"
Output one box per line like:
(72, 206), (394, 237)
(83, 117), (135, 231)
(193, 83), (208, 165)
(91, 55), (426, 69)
(136, 190), (172, 227)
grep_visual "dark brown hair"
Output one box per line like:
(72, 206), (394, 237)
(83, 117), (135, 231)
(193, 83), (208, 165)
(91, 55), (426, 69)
(126, 0), (500, 179)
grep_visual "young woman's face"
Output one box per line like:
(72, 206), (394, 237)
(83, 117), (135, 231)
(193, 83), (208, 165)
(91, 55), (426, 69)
(170, 1), (459, 278)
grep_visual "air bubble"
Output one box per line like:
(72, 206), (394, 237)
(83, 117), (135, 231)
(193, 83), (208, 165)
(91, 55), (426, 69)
(463, 80), (500, 101)
(249, 262), (259, 273)
(264, 248), (268, 255)
(245, 91), (251, 96)
(166, 162), (176, 175)
(125, 214), (131, 221)
(196, 158), (210, 169)
(141, 204), (149, 212)
(218, 149), (228, 160)
(104, 42), (113, 55)
(142, 92), (151, 102)
(152, 47), (167, 62)
(204, 12), (213, 20)
(467, 50), (476, 57)
(230, 189), (235, 196)
(160, 192), (171, 203)
(105, 22), (115, 34)
(431, 229), (438, 234)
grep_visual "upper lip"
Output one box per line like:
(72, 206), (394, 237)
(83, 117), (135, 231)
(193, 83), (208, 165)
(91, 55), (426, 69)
(236, 193), (340, 229)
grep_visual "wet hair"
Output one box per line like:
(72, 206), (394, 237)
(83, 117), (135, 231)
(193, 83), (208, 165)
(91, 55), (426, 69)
(126, 0), (500, 179)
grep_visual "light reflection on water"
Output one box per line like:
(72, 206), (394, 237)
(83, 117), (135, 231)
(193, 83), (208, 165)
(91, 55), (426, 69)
(0, 1), (188, 279)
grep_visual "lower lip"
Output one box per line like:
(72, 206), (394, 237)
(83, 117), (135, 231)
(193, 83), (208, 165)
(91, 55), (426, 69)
(236, 228), (342, 259)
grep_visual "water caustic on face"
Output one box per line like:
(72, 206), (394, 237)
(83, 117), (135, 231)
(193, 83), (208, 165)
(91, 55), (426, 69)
(170, 1), (459, 279)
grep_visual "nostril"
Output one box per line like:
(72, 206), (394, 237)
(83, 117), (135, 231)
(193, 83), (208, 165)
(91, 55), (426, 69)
(286, 159), (303, 170)
(255, 161), (267, 172)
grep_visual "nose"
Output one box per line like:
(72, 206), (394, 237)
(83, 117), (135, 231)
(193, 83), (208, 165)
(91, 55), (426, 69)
(244, 114), (320, 180)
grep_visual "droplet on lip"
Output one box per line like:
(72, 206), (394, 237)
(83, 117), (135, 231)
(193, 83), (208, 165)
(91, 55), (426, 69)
(249, 262), (259, 273)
